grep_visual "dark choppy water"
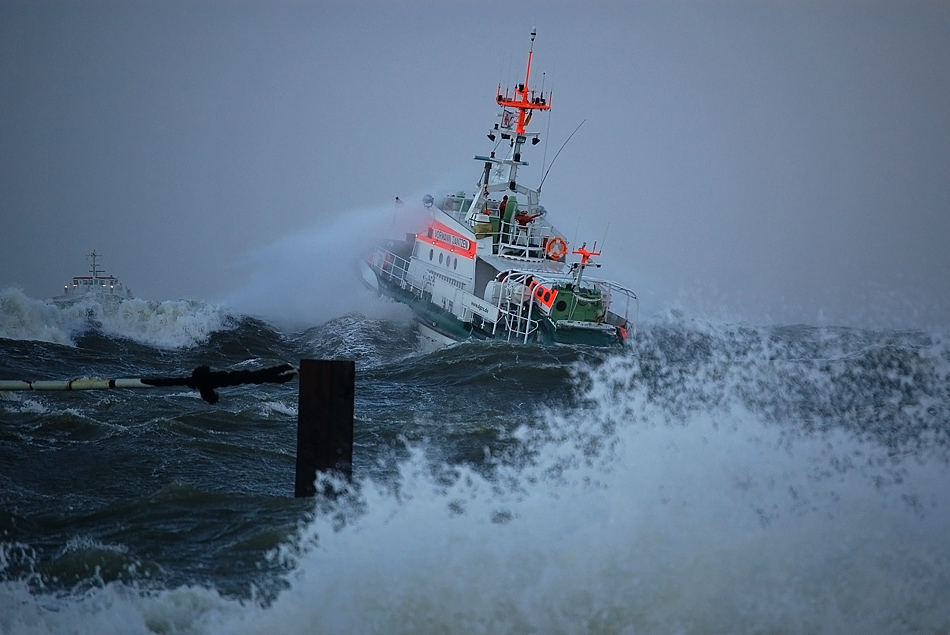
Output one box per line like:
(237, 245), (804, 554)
(2, 287), (949, 633)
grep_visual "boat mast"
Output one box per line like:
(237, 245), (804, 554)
(88, 250), (101, 284)
(489, 28), (551, 193)
(571, 243), (601, 289)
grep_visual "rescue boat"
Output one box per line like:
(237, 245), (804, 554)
(360, 29), (638, 349)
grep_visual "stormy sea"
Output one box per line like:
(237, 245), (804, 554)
(1, 286), (948, 634)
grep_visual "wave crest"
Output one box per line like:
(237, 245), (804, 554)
(0, 287), (237, 349)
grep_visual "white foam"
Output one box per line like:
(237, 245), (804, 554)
(258, 400), (297, 418)
(4, 345), (949, 634)
(228, 380), (949, 634)
(92, 297), (235, 349)
(0, 393), (49, 415)
(0, 579), (242, 635)
(0, 287), (83, 345)
(0, 287), (235, 349)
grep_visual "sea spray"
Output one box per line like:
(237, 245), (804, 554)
(2, 315), (949, 634)
(0, 287), (236, 349)
(90, 297), (236, 350)
(221, 200), (430, 328)
(0, 288), (84, 346)
(216, 348), (950, 634)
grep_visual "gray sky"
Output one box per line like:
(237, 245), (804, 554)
(2, 1), (948, 329)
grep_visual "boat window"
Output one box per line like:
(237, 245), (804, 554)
(429, 249), (434, 261)
(439, 252), (444, 265)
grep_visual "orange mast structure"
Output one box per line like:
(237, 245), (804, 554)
(482, 28), (552, 198)
(572, 243), (602, 289)
(494, 28), (551, 135)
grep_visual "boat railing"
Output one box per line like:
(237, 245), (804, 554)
(369, 244), (637, 343)
(370, 248), (413, 287)
(594, 278), (639, 336)
(370, 246), (449, 301)
(491, 271), (542, 343)
(439, 195), (564, 259)
(496, 268), (640, 337)
(553, 274), (638, 333)
(501, 307), (539, 343)
(495, 217), (561, 260)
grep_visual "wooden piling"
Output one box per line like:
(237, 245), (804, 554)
(294, 359), (355, 497)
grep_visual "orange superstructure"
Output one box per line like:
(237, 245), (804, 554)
(573, 244), (601, 266)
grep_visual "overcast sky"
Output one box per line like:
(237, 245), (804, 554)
(2, 1), (948, 330)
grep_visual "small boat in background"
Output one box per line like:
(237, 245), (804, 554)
(54, 250), (133, 300)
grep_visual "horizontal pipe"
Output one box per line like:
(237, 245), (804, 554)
(0, 363), (298, 404)
(0, 378), (154, 391)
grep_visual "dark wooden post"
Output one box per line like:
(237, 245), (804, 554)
(294, 359), (354, 497)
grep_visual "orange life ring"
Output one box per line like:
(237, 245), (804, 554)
(546, 237), (567, 260)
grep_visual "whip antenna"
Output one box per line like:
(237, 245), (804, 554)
(540, 69), (554, 179)
(539, 118), (585, 192)
(601, 221), (611, 252)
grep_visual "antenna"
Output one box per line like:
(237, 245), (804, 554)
(540, 69), (554, 179)
(539, 119), (585, 192)
(494, 31), (550, 136)
(491, 30), (551, 192)
(88, 250), (101, 281)
(389, 196), (402, 235)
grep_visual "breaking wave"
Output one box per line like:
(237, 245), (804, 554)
(0, 287), (238, 349)
(2, 315), (949, 634)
